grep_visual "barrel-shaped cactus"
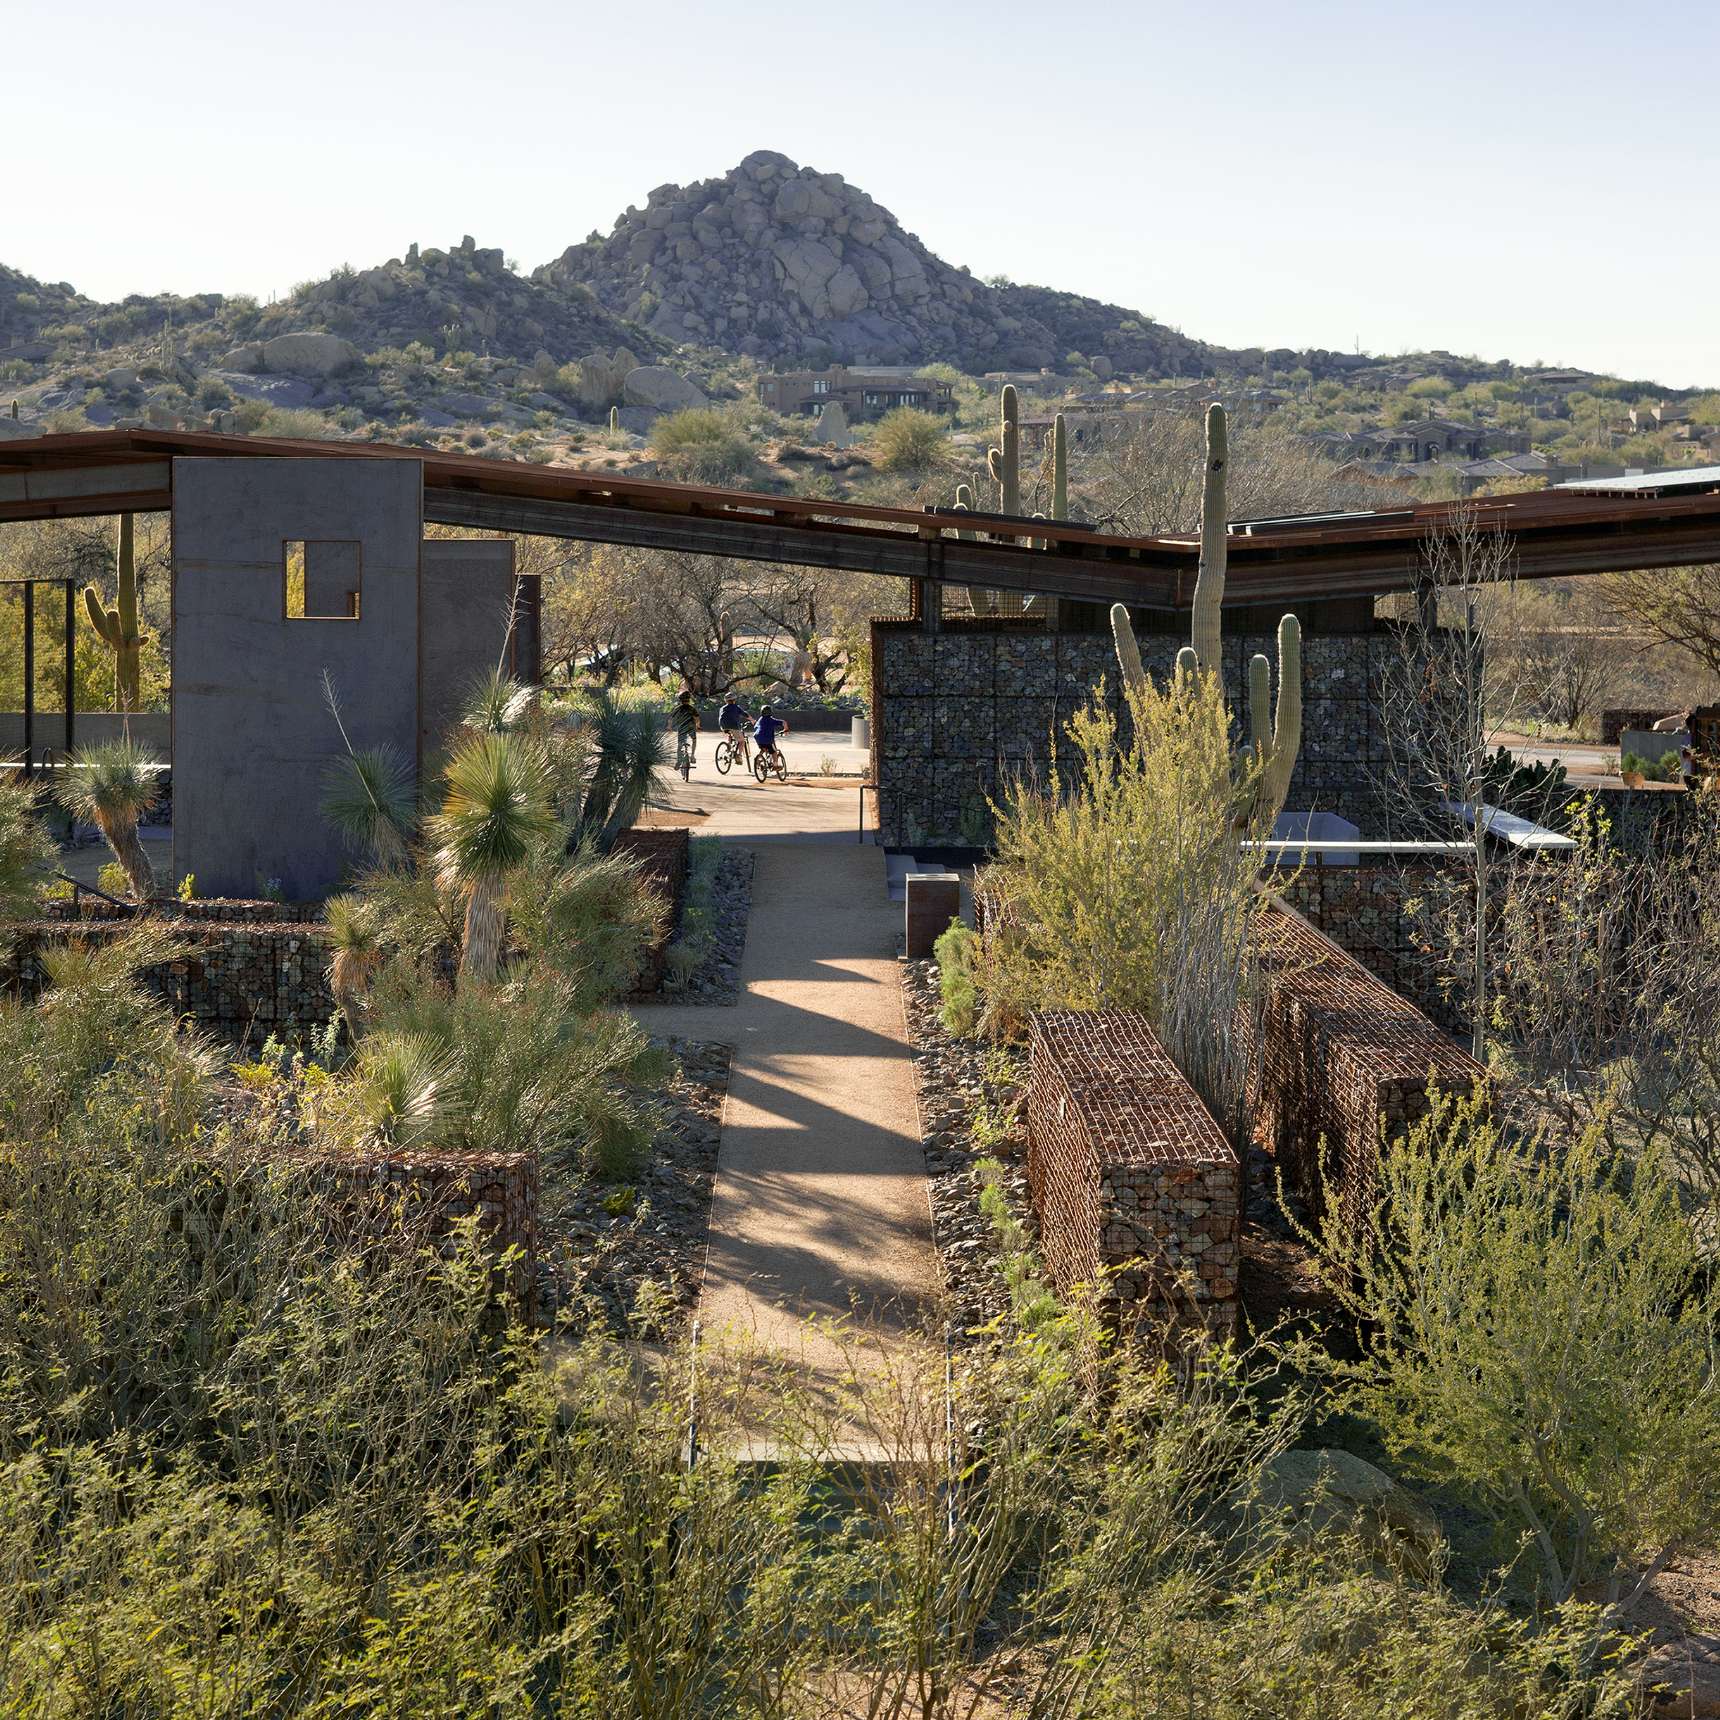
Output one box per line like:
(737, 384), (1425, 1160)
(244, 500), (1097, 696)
(1110, 403), (1303, 827)
(82, 513), (144, 713)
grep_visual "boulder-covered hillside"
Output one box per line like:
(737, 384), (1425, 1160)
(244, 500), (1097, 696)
(537, 150), (1216, 375)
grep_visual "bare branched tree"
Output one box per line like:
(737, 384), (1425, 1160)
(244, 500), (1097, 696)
(1492, 798), (1720, 1212)
(1374, 508), (1563, 1059)
(1603, 562), (1720, 688)
(1082, 411), (1395, 537)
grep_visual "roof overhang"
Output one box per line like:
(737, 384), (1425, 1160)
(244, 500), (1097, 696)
(5, 429), (1720, 609)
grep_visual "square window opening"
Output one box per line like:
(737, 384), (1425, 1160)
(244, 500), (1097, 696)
(285, 540), (362, 620)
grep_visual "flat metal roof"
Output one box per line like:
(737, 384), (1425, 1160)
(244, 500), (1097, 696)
(5, 429), (1720, 608)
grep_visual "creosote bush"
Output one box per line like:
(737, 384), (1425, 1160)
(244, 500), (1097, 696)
(872, 404), (947, 472)
(982, 669), (1266, 1129)
(1296, 1088), (1720, 1616)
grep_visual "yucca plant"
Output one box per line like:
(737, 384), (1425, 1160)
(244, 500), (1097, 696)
(0, 780), (56, 919)
(461, 668), (538, 737)
(429, 731), (558, 986)
(321, 742), (415, 869)
(323, 893), (383, 1038)
(349, 1029), (462, 1150)
(565, 691), (668, 853)
(53, 740), (163, 902)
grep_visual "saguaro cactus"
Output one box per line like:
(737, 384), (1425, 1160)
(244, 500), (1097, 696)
(1049, 410), (1068, 522)
(83, 513), (144, 713)
(987, 383), (1021, 517)
(1109, 402), (1303, 826)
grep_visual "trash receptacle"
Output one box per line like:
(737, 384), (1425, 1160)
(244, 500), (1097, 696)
(851, 715), (870, 750)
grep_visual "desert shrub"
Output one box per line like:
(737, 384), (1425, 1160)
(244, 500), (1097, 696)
(650, 407), (729, 456)
(1299, 1088), (1720, 1614)
(933, 917), (978, 1036)
(0, 942), (1648, 1715)
(0, 779), (55, 917)
(674, 434), (762, 486)
(982, 671), (1265, 1128)
(355, 962), (663, 1179)
(871, 405), (947, 473)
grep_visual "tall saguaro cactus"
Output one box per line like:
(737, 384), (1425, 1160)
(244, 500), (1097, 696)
(83, 513), (144, 714)
(1109, 402), (1303, 827)
(1049, 410), (1068, 523)
(987, 383), (1021, 517)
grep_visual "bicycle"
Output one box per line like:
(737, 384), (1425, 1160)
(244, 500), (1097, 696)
(714, 731), (749, 775)
(675, 729), (696, 781)
(752, 746), (788, 784)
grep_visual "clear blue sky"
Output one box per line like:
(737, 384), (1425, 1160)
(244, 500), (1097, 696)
(9, 0), (1717, 388)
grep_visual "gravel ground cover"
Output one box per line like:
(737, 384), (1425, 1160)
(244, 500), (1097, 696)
(541, 1035), (727, 1336)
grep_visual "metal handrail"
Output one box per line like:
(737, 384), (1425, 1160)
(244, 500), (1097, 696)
(53, 872), (133, 914)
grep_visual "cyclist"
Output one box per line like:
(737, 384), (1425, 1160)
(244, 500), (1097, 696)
(671, 690), (699, 776)
(753, 703), (788, 772)
(717, 693), (751, 767)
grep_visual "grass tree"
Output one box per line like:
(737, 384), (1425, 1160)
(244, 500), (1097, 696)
(0, 781), (56, 919)
(322, 892), (384, 1037)
(429, 731), (558, 986)
(54, 739), (162, 902)
(563, 690), (668, 853)
(320, 743), (415, 870)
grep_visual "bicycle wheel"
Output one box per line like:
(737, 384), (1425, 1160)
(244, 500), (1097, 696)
(677, 737), (693, 781)
(772, 752), (788, 782)
(714, 738), (733, 775)
(752, 751), (769, 783)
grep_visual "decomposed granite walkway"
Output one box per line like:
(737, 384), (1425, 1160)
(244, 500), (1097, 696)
(631, 743), (937, 1431)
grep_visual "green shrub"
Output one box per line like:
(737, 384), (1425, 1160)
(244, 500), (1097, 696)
(871, 405), (947, 472)
(934, 917), (978, 1036)
(0, 779), (55, 917)
(983, 672), (1265, 1127)
(1299, 1088), (1720, 1613)
(650, 406), (729, 456)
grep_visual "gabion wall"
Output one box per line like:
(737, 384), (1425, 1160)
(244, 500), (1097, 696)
(1251, 903), (1484, 1245)
(288, 1147), (540, 1319)
(4, 917), (334, 1045)
(1027, 1008), (1241, 1337)
(613, 825), (690, 994)
(871, 620), (1394, 848)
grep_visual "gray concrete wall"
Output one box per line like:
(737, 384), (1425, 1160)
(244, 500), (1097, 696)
(172, 456), (422, 901)
(0, 712), (172, 755)
(418, 538), (519, 770)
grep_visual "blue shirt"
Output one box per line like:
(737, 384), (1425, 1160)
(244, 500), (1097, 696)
(718, 702), (748, 730)
(754, 715), (784, 749)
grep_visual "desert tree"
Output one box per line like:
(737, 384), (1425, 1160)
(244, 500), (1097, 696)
(1603, 560), (1720, 690)
(1374, 506), (1561, 1060)
(1082, 409), (1391, 537)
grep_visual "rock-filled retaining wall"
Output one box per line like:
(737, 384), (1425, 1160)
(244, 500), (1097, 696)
(1251, 903), (1484, 1244)
(288, 1148), (539, 1320)
(613, 825), (691, 993)
(1274, 862), (1456, 1029)
(3, 918), (333, 1044)
(1027, 1009), (1240, 1336)
(871, 620), (1394, 849)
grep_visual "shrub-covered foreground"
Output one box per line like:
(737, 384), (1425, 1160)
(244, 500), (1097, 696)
(0, 940), (1655, 1717)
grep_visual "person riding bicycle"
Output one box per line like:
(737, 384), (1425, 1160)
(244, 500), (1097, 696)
(717, 694), (751, 764)
(753, 703), (787, 768)
(671, 690), (699, 771)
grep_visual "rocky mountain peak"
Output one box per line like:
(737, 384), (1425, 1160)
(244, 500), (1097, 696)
(537, 152), (1066, 370)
